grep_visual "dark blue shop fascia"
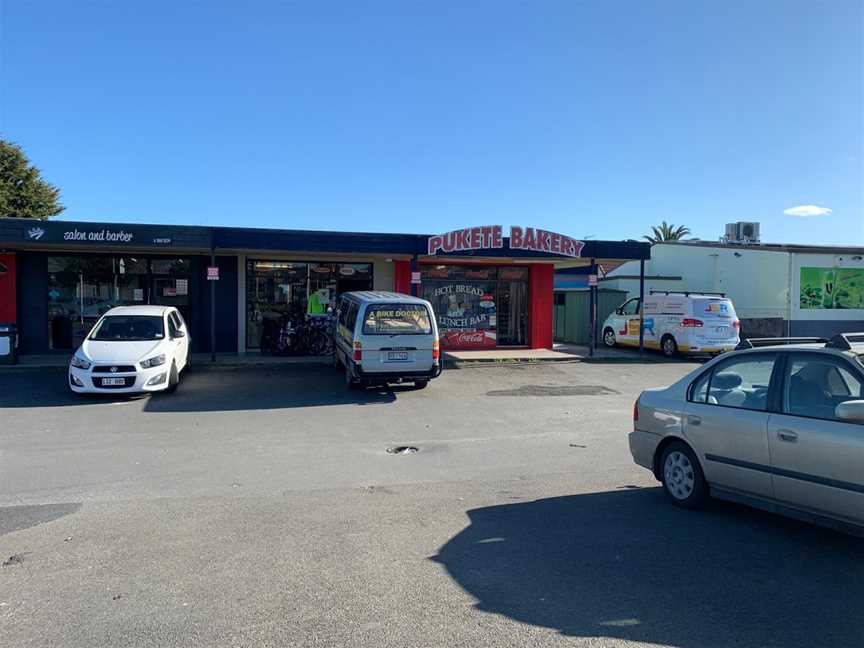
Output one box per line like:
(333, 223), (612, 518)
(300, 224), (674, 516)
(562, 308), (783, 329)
(0, 219), (651, 260)
(0, 218), (650, 355)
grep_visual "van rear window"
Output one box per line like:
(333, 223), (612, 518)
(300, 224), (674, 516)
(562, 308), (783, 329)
(694, 299), (736, 318)
(362, 304), (432, 335)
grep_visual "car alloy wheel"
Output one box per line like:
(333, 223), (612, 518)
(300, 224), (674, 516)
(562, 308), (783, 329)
(663, 450), (695, 500)
(603, 329), (616, 347)
(662, 336), (677, 357)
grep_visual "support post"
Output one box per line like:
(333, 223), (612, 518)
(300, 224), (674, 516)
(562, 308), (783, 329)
(410, 254), (419, 297)
(639, 258), (646, 359)
(589, 259), (597, 357)
(210, 250), (216, 362)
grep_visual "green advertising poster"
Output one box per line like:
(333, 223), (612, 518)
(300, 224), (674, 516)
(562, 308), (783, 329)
(800, 267), (864, 310)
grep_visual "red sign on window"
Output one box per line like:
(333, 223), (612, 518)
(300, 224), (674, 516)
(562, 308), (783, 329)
(440, 330), (497, 350)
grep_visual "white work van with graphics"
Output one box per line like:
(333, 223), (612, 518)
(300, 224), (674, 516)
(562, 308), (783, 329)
(601, 292), (740, 356)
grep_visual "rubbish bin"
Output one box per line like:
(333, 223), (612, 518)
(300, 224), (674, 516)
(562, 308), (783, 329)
(0, 323), (18, 365)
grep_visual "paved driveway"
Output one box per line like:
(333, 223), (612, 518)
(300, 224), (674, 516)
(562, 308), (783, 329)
(1, 362), (861, 648)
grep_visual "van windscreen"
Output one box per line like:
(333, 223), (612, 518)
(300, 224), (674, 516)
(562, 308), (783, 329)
(362, 304), (432, 335)
(694, 299), (736, 319)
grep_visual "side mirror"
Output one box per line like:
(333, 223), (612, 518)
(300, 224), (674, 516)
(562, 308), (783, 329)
(172, 329), (186, 339)
(835, 400), (864, 423)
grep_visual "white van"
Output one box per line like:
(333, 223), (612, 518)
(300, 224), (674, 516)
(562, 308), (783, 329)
(334, 291), (442, 389)
(601, 292), (740, 356)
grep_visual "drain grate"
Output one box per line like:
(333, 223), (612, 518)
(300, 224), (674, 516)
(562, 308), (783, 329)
(387, 446), (419, 455)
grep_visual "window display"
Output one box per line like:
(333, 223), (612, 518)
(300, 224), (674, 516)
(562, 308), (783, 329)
(246, 260), (373, 351)
(421, 265), (528, 349)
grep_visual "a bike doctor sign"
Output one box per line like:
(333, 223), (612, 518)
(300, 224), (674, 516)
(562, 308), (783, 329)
(427, 225), (584, 258)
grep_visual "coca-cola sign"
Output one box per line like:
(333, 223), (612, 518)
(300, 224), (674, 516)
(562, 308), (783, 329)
(440, 330), (497, 350)
(427, 225), (584, 258)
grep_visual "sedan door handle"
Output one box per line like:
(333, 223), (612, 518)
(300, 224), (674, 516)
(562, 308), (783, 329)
(777, 429), (798, 443)
(687, 415), (702, 426)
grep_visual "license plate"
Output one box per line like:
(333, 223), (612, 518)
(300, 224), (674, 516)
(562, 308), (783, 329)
(715, 327), (727, 334)
(101, 377), (126, 386)
(387, 352), (409, 361)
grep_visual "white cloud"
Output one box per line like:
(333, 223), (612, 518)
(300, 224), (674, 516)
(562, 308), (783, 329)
(783, 205), (833, 217)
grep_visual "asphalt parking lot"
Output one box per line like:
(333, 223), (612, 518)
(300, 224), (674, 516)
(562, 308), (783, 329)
(1, 361), (862, 648)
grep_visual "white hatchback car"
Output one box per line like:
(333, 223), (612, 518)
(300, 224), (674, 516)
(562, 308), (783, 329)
(69, 305), (191, 394)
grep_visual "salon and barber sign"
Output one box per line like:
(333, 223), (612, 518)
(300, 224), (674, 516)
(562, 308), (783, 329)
(427, 225), (584, 258)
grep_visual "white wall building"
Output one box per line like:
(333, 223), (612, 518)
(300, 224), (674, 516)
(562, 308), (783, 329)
(602, 240), (864, 338)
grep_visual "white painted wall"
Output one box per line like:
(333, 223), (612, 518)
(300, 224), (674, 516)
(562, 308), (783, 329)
(604, 244), (790, 320)
(604, 244), (864, 325)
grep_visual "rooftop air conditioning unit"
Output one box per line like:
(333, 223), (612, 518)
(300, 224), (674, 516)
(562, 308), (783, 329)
(724, 221), (760, 244)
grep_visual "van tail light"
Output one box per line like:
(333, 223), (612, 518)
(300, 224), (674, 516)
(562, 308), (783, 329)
(432, 339), (440, 362)
(353, 341), (362, 362)
(681, 318), (704, 328)
(633, 398), (639, 423)
(733, 320), (741, 329)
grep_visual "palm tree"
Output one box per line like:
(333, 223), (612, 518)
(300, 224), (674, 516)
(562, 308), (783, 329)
(643, 221), (691, 243)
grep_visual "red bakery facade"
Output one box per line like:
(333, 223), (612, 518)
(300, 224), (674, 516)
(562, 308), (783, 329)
(393, 225), (648, 350)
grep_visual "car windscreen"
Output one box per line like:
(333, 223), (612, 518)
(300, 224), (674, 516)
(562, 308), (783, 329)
(693, 299), (737, 319)
(89, 315), (165, 341)
(362, 304), (433, 335)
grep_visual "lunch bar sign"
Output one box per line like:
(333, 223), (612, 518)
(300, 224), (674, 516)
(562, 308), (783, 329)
(427, 225), (584, 258)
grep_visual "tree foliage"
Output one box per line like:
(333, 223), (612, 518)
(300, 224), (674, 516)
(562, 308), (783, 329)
(0, 139), (64, 219)
(643, 221), (691, 243)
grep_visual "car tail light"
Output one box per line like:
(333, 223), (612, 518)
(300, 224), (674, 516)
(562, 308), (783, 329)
(432, 338), (440, 361)
(681, 318), (704, 327)
(353, 341), (362, 362)
(733, 320), (741, 329)
(633, 398), (639, 422)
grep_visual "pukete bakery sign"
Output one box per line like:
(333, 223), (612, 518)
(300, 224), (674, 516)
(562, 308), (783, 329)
(426, 225), (584, 258)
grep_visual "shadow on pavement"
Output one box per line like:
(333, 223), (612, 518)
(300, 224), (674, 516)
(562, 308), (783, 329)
(0, 365), (404, 410)
(0, 502), (82, 536)
(433, 488), (864, 648)
(144, 365), (400, 412)
(0, 368), (151, 408)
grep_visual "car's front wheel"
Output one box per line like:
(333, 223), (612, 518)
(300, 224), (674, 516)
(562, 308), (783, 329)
(660, 441), (708, 509)
(165, 362), (180, 394)
(602, 328), (616, 347)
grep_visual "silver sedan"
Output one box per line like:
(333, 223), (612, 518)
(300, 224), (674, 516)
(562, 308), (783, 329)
(630, 334), (864, 535)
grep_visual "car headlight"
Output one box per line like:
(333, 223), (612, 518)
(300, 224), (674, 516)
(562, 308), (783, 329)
(70, 355), (91, 370)
(140, 354), (166, 369)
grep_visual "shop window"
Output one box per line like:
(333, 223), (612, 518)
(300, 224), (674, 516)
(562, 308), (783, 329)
(245, 260), (373, 350)
(46, 255), (191, 350)
(421, 265), (528, 349)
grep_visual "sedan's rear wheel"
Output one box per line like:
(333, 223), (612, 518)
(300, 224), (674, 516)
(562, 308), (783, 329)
(660, 442), (708, 509)
(661, 335), (678, 357)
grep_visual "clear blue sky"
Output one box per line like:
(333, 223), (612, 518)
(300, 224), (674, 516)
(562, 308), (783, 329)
(2, 1), (862, 244)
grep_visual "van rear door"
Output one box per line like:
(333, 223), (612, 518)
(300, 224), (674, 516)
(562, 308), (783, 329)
(359, 303), (436, 373)
(691, 298), (740, 349)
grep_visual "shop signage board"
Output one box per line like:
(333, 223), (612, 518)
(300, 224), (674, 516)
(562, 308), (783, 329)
(7, 221), (211, 248)
(206, 266), (219, 281)
(426, 282), (498, 350)
(427, 225), (584, 258)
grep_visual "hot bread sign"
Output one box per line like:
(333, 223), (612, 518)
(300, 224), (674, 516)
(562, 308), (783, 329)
(427, 225), (584, 258)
